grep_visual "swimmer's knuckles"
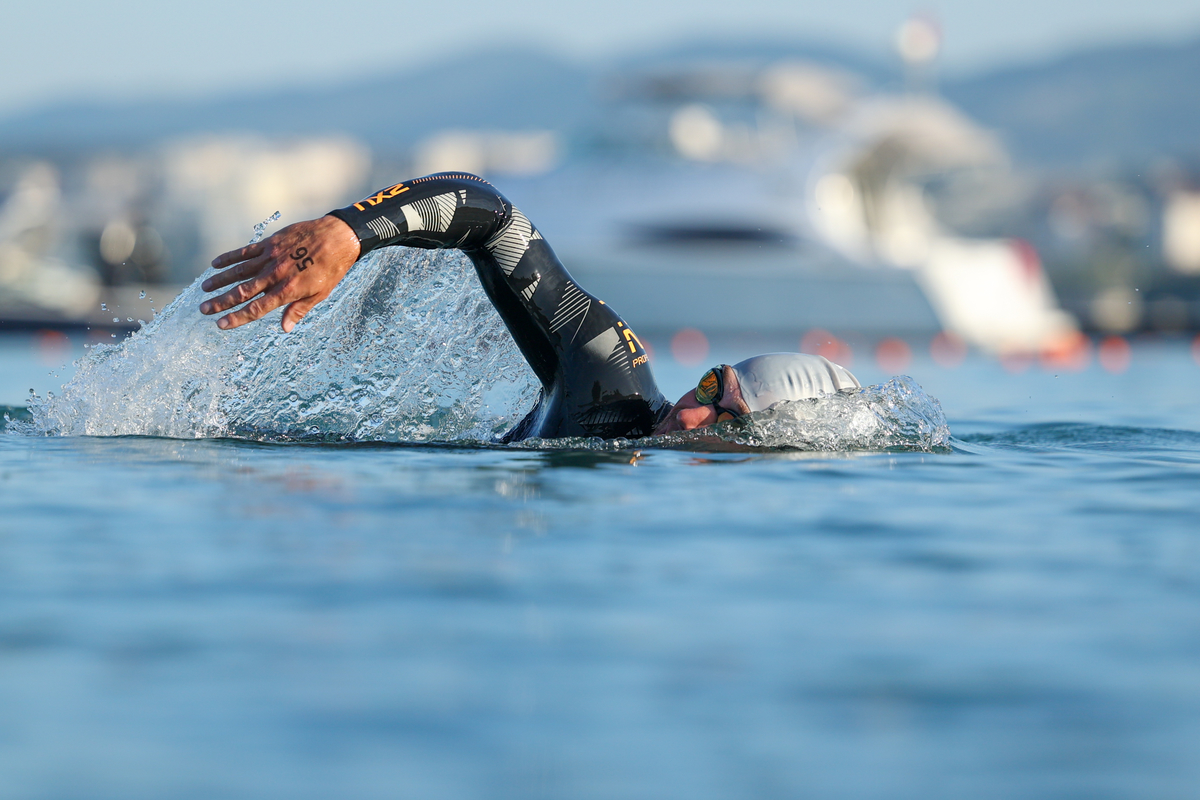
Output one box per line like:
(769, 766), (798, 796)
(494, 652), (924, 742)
(280, 278), (303, 300)
(232, 283), (257, 304)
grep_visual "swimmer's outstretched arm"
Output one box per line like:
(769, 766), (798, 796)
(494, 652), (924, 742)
(200, 215), (362, 331)
(203, 172), (667, 438)
(201, 172), (509, 332)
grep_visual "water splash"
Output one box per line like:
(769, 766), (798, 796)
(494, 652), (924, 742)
(727, 376), (950, 451)
(249, 211), (281, 245)
(7, 211), (947, 452)
(15, 247), (539, 441)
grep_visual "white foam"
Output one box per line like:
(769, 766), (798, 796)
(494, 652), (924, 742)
(515, 376), (951, 453)
(724, 376), (951, 451)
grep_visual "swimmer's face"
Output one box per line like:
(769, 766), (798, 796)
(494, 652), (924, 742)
(652, 366), (750, 436)
(652, 388), (718, 435)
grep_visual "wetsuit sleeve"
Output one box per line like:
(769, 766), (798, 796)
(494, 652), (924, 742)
(328, 172), (669, 439)
(328, 172), (560, 386)
(328, 172), (507, 258)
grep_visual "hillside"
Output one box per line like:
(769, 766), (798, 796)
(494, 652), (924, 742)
(1, 34), (1197, 169)
(943, 36), (1200, 167)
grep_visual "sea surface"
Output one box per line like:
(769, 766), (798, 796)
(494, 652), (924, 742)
(2, 253), (1199, 799)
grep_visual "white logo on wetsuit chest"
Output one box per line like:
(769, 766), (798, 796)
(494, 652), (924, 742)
(580, 327), (633, 377)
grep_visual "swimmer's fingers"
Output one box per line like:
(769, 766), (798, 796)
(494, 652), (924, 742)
(201, 253), (271, 293)
(199, 268), (278, 316)
(210, 242), (265, 271)
(202, 216), (360, 331)
(281, 295), (320, 333)
(214, 283), (291, 330)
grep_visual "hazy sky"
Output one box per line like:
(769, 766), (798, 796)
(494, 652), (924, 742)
(3, 0), (1199, 116)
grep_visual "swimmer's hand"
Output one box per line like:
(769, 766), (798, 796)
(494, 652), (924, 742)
(199, 215), (360, 332)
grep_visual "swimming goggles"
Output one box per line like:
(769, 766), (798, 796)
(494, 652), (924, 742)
(694, 365), (743, 421)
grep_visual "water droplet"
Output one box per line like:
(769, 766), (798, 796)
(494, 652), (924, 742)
(249, 211), (282, 244)
(110, 333), (116, 338)
(127, 317), (133, 322)
(100, 303), (108, 311)
(139, 291), (146, 299)
(113, 317), (119, 323)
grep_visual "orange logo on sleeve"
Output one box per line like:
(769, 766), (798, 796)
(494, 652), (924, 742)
(352, 183), (410, 211)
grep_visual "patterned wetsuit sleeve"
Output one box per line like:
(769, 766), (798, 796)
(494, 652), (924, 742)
(329, 172), (565, 387)
(328, 172), (670, 440)
(328, 172), (506, 255)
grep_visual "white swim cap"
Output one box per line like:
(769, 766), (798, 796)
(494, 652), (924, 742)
(728, 353), (860, 413)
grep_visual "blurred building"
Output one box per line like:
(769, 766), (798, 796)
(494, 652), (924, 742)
(0, 161), (100, 320)
(413, 130), (560, 178)
(0, 136), (370, 329)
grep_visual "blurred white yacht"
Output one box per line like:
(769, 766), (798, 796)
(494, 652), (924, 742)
(503, 55), (1079, 354)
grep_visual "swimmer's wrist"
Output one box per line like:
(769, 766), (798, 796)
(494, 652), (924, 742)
(326, 207), (377, 259)
(320, 213), (363, 261)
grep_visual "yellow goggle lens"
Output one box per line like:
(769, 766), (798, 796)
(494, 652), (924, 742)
(695, 368), (720, 405)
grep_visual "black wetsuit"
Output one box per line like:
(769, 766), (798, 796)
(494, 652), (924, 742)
(329, 172), (671, 442)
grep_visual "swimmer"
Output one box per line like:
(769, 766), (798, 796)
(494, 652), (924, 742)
(199, 172), (860, 441)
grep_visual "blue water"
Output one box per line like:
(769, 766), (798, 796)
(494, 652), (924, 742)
(4, 308), (1200, 797)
